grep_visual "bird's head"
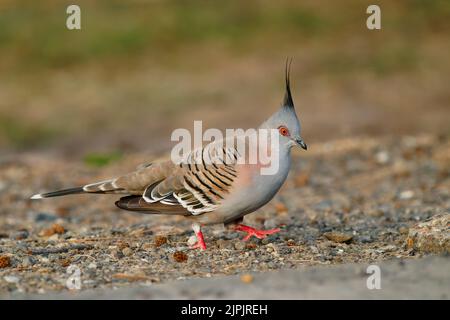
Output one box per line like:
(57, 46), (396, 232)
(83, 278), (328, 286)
(260, 60), (307, 151)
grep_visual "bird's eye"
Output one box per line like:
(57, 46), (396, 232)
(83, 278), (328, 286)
(278, 126), (290, 137)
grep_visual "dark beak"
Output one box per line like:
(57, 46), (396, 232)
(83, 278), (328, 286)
(295, 138), (307, 150)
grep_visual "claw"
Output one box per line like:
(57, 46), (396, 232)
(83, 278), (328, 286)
(189, 241), (207, 250)
(190, 223), (207, 250)
(234, 224), (281, 241)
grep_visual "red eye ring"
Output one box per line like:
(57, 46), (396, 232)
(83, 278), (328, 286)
(278, 126), (290, 137)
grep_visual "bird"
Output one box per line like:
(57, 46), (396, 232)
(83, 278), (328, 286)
(30, 60), (307, 250)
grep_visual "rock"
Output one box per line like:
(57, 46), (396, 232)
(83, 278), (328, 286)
(233, 241), (245, 250)
(154, 236), (168, 248)
(278, 247), (291, 255)
(379, 245), (397, 252)
(4, 275), (20, 283)
(110, 228), (126, 235)
(240, 274), (253, 284)
(34, 212), (57, 222)
(10, 230), (29, 240)
(39, 223), (65, 237)
(358, 235), (374, 243)
(173, 251), (188, 263)
(399, 190), (415, 200)
(286, 239), (296, 246)
(48, 254), (58, 262)
(323, 232), (353, 244)
(216, 239), (233, 249)
(399, 226), (409, 234)
(224, 232), (239, 240)
(310, 246), (319, 254)
(47, 234), (59, 241)
(375, 150), (390, 164)
(406, 214), (449, 254)
(111, 250), (124, 259)
(0, 255), (11, 268)
(59, 258), (71, 267)
(187, 235), (197, 246)
(22, 256), (37, 267)
(266, 243), (279, 256)
(141, 243), (154, 251)
(367, 209), (385, 217)
(122, 248), (133, 256)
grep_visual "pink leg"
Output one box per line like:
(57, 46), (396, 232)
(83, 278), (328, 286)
(234, 224), (281, 241)
(190, 223), (207, 250)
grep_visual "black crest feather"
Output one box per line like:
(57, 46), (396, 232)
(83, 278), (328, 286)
(283, 57), (294, 109)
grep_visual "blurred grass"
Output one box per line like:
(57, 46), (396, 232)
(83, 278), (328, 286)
(0, 0), (447, 71)
(0, 116), (60, 148)
(0, 1), (329, 70)
(83, 151), (122, 167)
(0, 0), (449, 151)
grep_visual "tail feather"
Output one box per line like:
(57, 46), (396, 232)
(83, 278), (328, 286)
(31, 178), (125, 200)
(31, 187), (85, 199)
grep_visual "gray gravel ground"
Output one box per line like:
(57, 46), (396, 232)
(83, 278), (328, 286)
(5, 255), (448, 299)
(0, 134), (448, 297)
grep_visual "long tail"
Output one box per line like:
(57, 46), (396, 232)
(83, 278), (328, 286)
(30, 179), (122, 199)
(30, 187), (85, 199)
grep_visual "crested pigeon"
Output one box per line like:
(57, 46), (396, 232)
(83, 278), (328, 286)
(31, 61), (307, 250)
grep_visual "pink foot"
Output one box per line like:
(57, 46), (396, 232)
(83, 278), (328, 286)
(190, 223), (207, 250)
(234, 224), (281, 241)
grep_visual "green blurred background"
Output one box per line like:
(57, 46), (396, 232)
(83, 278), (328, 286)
(0, 0), (449, 161)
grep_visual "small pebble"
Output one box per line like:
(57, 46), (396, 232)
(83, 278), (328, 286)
(216, 239), (233, 249)
(399, 226), (409, 234)
(141, 243), (154, 251)
(399, 190), (414, 200)
(187, 236), (197, 246)
(310, 246), (319, 254)
(375, 151), (390, 164)
(40, 223), (65, 237)
(286, 239), (296, 246)
(112, 250), (124, 259)
(34, 212), (57, 222)
(4, 275), (20, 283)
(0, 256), (11, 268)
(240, 274), (253, 284)
(10, 230), (29, 240)
(233, 242), (245, 250)
(122, 248), (133, 256)
(154, 236), (168, 248)
(323, 232), (353, 244)
(173, 251), (188, 263)
(22, 256), (37, 267)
